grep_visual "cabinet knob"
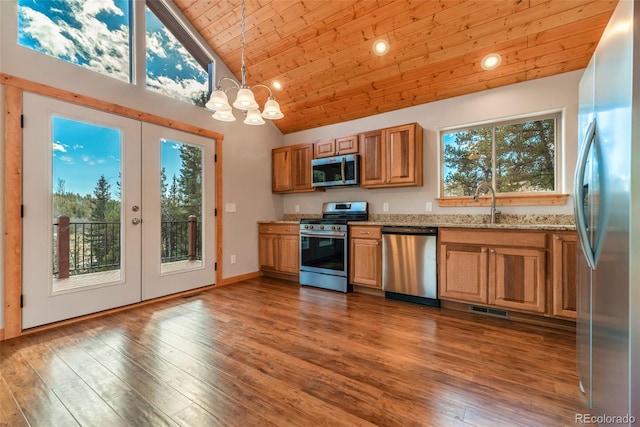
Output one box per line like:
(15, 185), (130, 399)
(481, 248), (488, 253)
(376, 240), (380, 245)
(489, 249), (496, 253)
(555, 236), (562, 240)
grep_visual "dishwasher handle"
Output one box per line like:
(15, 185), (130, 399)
(381, 226), (438, 235)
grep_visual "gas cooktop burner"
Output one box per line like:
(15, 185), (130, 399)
(300, 201), (368, 225)
(300, 218), (348, 225)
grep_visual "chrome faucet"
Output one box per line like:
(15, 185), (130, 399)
(474, 182), (500, 224)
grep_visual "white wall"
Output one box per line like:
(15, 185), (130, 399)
(283, 71), (582, 217)
(0, 1), (285, 329)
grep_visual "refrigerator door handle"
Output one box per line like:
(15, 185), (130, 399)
(573, 119), (597, 269)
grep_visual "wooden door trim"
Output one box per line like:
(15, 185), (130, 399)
(2, 73), (224, 339)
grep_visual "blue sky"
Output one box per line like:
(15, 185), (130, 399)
(52, 117), (184, 197)
(17, 0), (208, 197)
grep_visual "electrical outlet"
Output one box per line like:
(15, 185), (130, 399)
(425, 202), (433, 212)
(225, 203), (236, 213)
(230, 254), (237, 264)
(295, 205), (300, 213)
(383, 202), (389, 212)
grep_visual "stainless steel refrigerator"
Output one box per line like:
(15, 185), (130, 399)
(575, 0), (639, 423)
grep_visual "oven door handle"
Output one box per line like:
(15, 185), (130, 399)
(300, 232), (346, 238)
(341, 156), (346, 184)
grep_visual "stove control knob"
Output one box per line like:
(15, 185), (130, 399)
(332, 225), (338, 230)
(306, 225), (312, 229)
(319, 225), (325, 230)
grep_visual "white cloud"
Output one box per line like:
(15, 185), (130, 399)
(59, 155), (74, 164)
(53, 141), (67, 152)
(147, 32), (167, 59)
(19, 8), (78, 59)
(147, 75), (208, 104)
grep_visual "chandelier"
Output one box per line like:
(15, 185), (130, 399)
(206, 0), (284, 125)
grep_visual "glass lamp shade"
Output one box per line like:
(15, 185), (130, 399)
(233, 88), (259, 110)
(244, 109), (265, 125)
(212, 106), (236, 122)
(261, 98), (284, 119)
(206, 89), (230, 110)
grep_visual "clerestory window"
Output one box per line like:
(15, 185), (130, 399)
(17, 0), (214, 107)
(17, 0), (132, 83)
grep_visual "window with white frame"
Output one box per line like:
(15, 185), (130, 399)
(145, 3), (211, 107)
(441, 113), (560, 197)
(17, 0), (213, 107)
(17, 0), (132, 83)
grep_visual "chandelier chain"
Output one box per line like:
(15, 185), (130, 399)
(240, 0), (246, 87)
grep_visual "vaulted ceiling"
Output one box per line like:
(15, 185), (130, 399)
(173, 0), (617, 134)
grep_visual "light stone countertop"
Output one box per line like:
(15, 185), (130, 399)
(257, 220), (299, 225)
(258, 213), (577, 231)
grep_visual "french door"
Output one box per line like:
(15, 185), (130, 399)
(22, 94), (216, 329)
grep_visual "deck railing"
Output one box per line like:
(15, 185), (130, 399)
(53, 215), (201, 278)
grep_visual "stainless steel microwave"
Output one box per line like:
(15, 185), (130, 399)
(311, 154), (360, 187)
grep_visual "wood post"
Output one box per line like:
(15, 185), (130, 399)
(57, 215), (70, 279)
(188, 215), (197, 261)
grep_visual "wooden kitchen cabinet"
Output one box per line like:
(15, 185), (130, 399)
(489, 245), (546, 313)
(272, 143), (315, 193)
(439, 229), (547, 314)
(551, 231), (577, 319)
(359, 123), (423, 188)
(439, 242), (488, 303)
(314, 135), (358, 158)
(349, 225), (382, 288)
(258, 224), (299, 278)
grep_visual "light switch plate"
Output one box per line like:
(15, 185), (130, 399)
(383, 203), (389, 212)
(225, 203), (236, 213)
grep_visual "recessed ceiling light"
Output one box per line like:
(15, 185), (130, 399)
(271, 80), (283, 91)
(372, 39), (389, 56)
(481, 53), (502, 70)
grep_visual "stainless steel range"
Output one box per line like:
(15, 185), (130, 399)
(299, 202), (368, 293)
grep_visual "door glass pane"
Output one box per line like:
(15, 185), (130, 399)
(52, 116), (123, 291)
(160, 140), (203, 274)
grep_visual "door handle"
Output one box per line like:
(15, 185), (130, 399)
(132, 218), (142, 225)
(573, 118), (597, 269)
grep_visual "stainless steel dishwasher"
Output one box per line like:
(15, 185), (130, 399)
(382, 226), (439, 307)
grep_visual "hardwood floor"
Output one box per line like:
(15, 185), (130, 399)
(0, 278), (588, 426)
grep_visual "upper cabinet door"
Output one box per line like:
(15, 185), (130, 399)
(272, 147), (293, 192)
(314, 139), (336, 158)
(291, 144), (314, 191)
(359, 129), (386, 186)
(386, 124), (419, 185)
(335, 135), (359, 155)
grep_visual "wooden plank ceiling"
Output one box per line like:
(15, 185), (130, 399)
(174, 0), (617, 135)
